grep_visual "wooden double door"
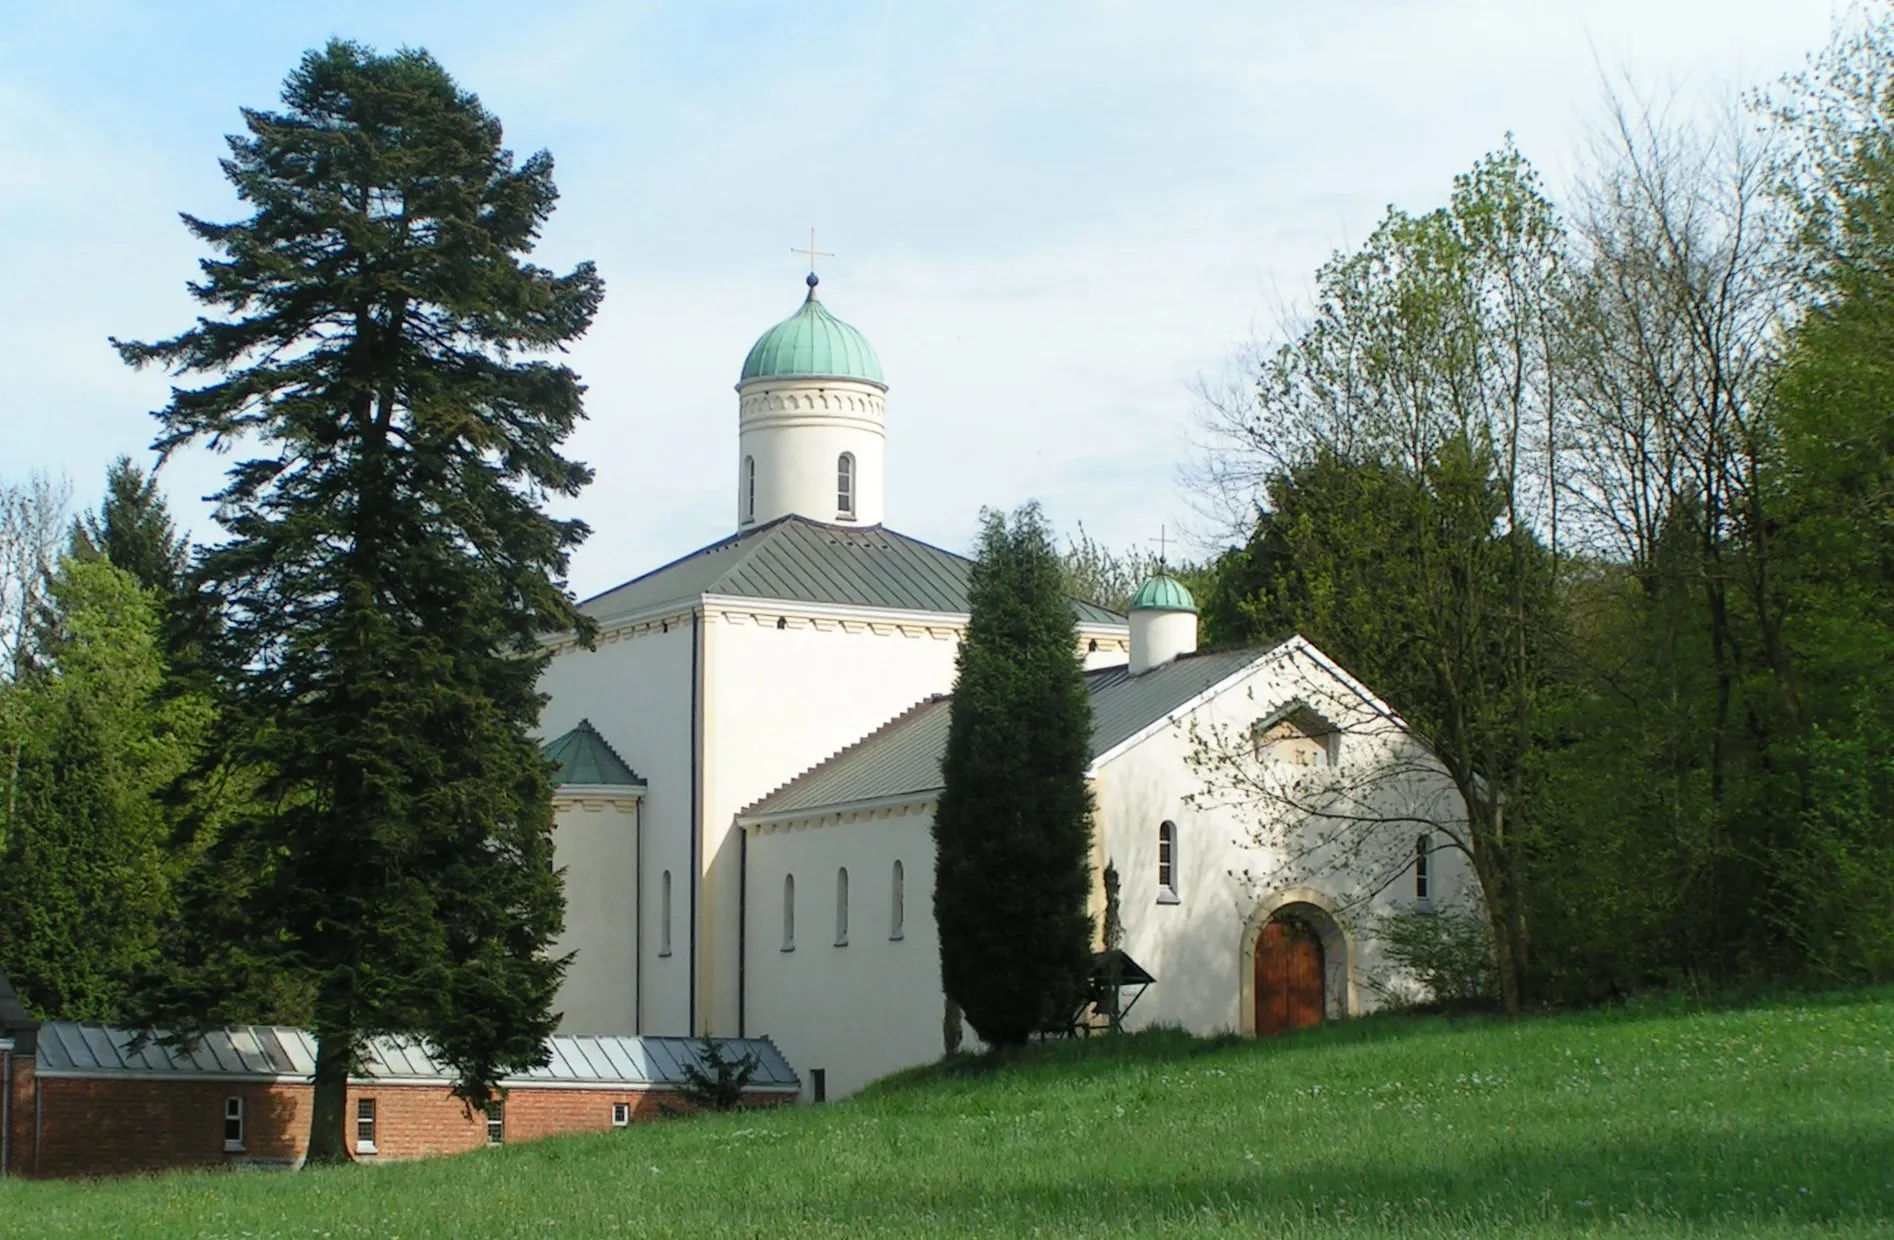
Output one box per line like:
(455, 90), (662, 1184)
(1255, 917), (1325, 1036)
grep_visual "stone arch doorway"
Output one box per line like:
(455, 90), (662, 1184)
(1240, 890), (1355, 1037)
(1255, 915), (1324, 1035)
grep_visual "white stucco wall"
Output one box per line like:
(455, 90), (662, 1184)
(538, 615), (697, 1036)
(697, 607), (963, 1036)
(737, 378), (887, 527)
(743, 808), (943, 1102)
(550, 794), (642, 1033)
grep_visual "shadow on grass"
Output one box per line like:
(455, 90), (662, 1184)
(858, 1010), (1484, 1100)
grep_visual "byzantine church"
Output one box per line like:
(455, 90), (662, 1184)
(537, 272), (1470, 1100)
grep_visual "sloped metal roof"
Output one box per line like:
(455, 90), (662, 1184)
(742, 645), (1278, 820)
(579, 516), (1126, 627)
(744, 696), (953, 818)
(543, 719), (646, 787)
(32, 1023), (797, 1090)
(1083, 647), (1270, 756)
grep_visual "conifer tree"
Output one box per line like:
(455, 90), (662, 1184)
(114, 41), (602, 1162)
(70, 457), (188, 598)
(933, 504), (1094, 1048)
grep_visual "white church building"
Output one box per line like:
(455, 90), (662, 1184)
(535, 274), (1472, 1100)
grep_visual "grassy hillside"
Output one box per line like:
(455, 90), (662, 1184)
(3, 991), (1891, 1238)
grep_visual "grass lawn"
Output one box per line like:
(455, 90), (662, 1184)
(2, 990), (1890, 1238)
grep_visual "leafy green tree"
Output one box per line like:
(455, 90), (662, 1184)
(1192, 147), (1566, 1014)
(0, 558), (201, 1019)
(114, 40), (602, 1162)
(934, 504), (1095, 1048)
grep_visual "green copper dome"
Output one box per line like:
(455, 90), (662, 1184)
(740, 277), (885, 387)
(1129, 573), (1198, 614)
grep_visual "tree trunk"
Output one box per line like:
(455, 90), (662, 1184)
(305, 1032), (354, 1166)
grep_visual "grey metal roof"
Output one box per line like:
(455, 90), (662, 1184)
(579, 515), (1126, 627)
(32, 1022), (798, 1090)
(1083, 647), (1272, 756)
(742, 645), (1279, 819)
(745, 696), (954, 817)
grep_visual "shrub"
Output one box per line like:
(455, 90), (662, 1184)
(1376, 902), (1497, 1009)
(678, 1037), (761, 1112)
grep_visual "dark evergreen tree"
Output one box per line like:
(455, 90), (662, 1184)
(113, 40), (602, 1162)
(933, 504), (1094, 1048)
(70, 457), (188, 598)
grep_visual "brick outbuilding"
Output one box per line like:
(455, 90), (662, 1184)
(1, 1009), (796, 1178)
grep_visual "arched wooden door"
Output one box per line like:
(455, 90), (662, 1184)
(1255, 917), (1325, 1036)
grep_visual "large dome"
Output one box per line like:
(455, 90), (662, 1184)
(740, 278), (885, 387)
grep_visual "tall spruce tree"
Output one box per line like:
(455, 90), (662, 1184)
(933, 504), (1094, 1048)
(114, 41), (602, 1162)
(70, 457), (188, 598)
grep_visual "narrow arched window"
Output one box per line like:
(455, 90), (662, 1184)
(1157, 821), (1178, 902)
(1415, 835), (1432, 905)
(836, 453), (856, 519)
(659, 870), (673, 957)
(743, 455), (756, 523)
(782, 874), (796, 950)
(835, 867), (850, 945)
(891, 860), (905, 940)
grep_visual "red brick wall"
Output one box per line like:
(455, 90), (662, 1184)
(3, 1050), (31, 1177)
(32, 1078), (309, 1177)
(19, 1075), (795, 1177)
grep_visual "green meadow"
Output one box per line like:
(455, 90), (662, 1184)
(3, 991), (1890, 1238)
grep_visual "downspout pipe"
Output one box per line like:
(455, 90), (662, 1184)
(634, 797), (644, 1036)
(687, 607), (701, 1035)
(737, 826), (748, 1038)
(1, 1043), (11, 1179)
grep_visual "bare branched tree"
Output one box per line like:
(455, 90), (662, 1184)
(0, 470), (72, 845)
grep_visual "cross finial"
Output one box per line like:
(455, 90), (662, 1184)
(791, 227), (834, 275)
(1148, 525), (1171, 571)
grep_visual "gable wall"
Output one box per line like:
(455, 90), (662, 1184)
(1093, 645), (1474, 1032)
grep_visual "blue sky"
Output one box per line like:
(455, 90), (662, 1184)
(0, 1), (1839, 596)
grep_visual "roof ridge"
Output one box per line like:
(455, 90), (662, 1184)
(739, 693), (951, 817)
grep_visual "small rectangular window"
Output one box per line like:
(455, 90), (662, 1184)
(1415, 834), (1432, 907)
(223, 1096), (245, 1151)
(486, 1101), (505, 1146)
(356, 1098), (377, 1153)
(811, 1068), (827, 1104)
(611, 1102), (631, 1127)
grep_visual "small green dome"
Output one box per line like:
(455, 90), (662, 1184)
(1130, 573), (1197, 614)
(740, 279), (884, 387)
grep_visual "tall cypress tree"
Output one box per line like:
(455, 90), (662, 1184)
(933, 504), (1095, 1048)
(114, 41), (602, 1162)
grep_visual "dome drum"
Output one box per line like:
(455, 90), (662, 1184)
(736, 283), (887, 528)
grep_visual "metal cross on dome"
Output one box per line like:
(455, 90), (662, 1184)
(791, 227), (834, 275)
(1149, 525), (1171, 570)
